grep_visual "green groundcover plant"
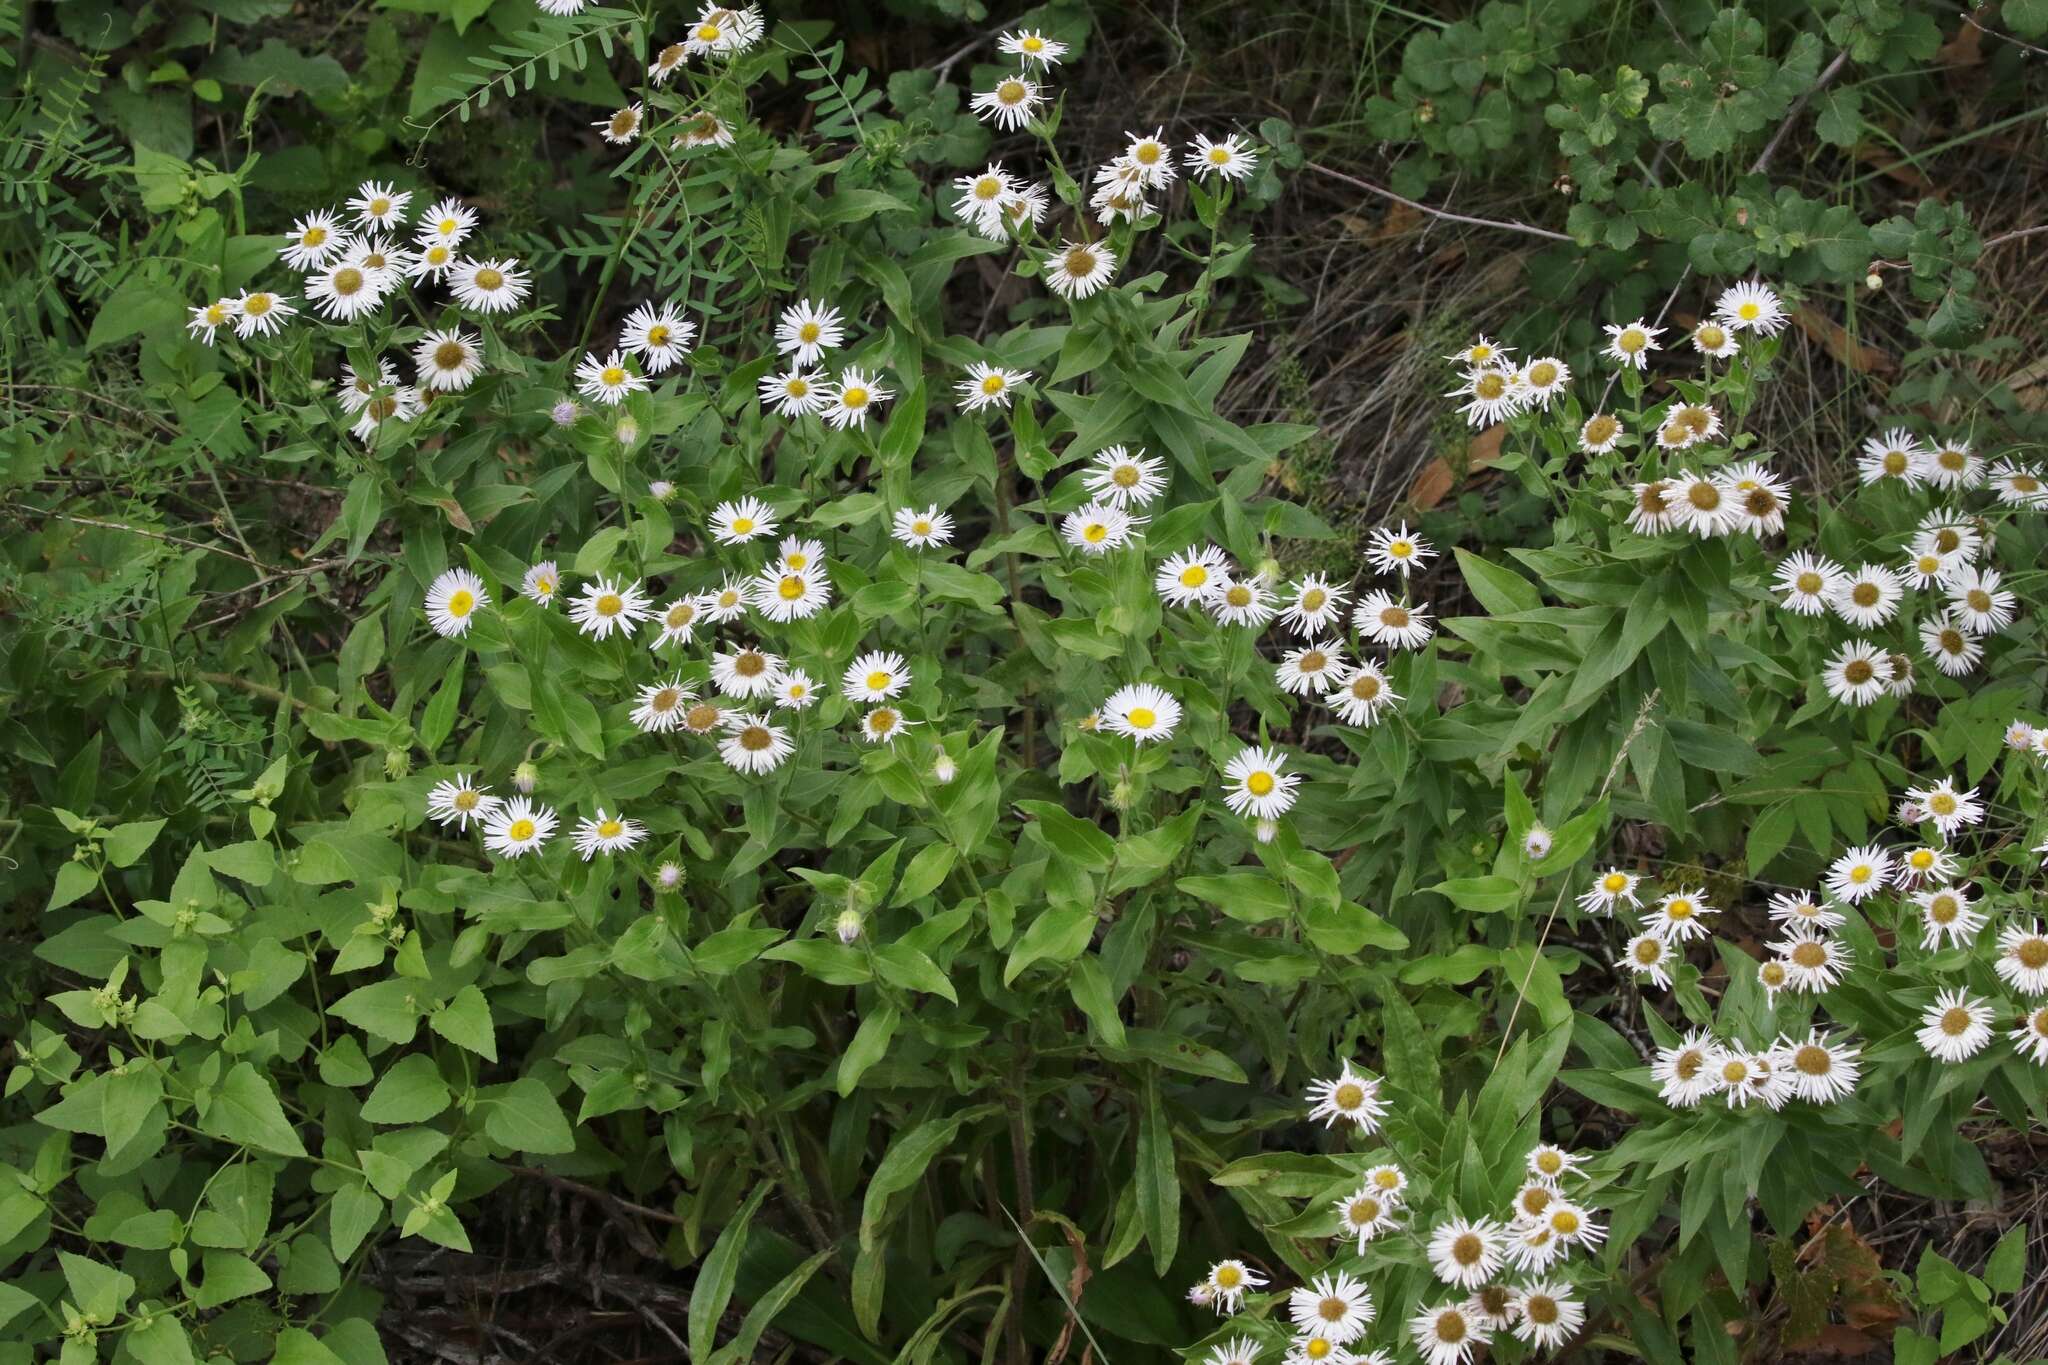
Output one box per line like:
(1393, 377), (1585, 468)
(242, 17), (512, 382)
(5, 2), (2048, 1364)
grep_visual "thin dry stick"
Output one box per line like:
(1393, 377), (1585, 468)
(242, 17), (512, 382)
(1305, 162), (1574, 243)
(1494, 688), (1663, 1064)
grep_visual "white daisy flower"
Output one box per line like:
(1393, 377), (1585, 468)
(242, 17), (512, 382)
(775, 300), (844, 367)
(1446, 336), (1512, 366)
(1516, 355), (1572, 406)
(1365, 522), (1435, 576)
(1625, 478), (1677, 534)
(1526, 1144), (1583, 1184)
(2011, 1005), (2048, 1065)
(304, 257), (385, 321)
(413, 328), (484, 392)
(621, 301), (695, 373)
(1767, 890), (1843, 932)
(569, 576), (653, 640)
(1324, 660), (1399, 725)
(1508, 1282), (1584, 1350)
(449, 257), (531, 314)
(954, 361), (1028, 413)
(1775, 929), (1853, 993)
(971, 72), (1044, 129)
(709, 496), (777, 545)
(1577, 868), (1641, 915)
(772, 668), (818, 709)
(1410, 1302), (1489, 1365)
(1618, 932), (1673, 989)
(1773, 551), (1844, 615)
(1923, 438), (1982, 490)
(1223, 745), (1301, 820)
(998, 27), (1067, 66)
(842, 650), (909, 703)
(230, 290), (296, 338)
(1156, 545), (1232, 605)
(1101, 683), (1182, 744)
(1714, 280), (1787, 335)
(1579, 412), (1624, 454)
(1363, 1163), (1408, 1200)
(1123, 129), (1177, 188)
(1995, 921), (2048, 995)
(951, 164), (1018, 230)
(1917, 989), (1993, 1064)
(1907, 779), (1983, 837)
(1645, 893), (1717, 945)
(336, 358), (399, 415)
(673, 110), (738, 150)
(1061, 500), (1142, 554)
(758, 367), (826, 417)
(595, 103), (643, 144)
(1289, 1270), (1374, 1345)
(702, 577), (750, 623)
(712, 644), (783, 699)
(424, 568), (488, 637)
(1777, 1029), (1860, 1103)
(1689, 319), (1739, 358)
(1187, 132), (1258, 181)
(573, 808), (646, 859)
(2006, 720), (2038, 750)
(187, 298), (233, 344)
(1082, 445), (1167, 508)
(517, 561), (561, 609)
(648, 41), (687, 82)
(1448, 365), (1525, 427)
(408, 241), (457, 283)
(350, 385), (423, 443)
(482, 797), (556, 859)
(281, 209), (348, 271)
(1505, 1221), (1568, 1275)
(1857, 428), (1926, 486)
(752, 564), (831, 622)
(1667, 469), (1738, 538)
(536, 0), (590, 17)
(1540, 1200), (1604, 1250)
(649, 595), (706, 649)
(1724, 460), (1792, 536)
(718, 713), (795, 774)
(824, 368), (892, 430)
(425, 773), (502, 830)
(1948, 566), (2017, 635)
(1354, 591), (1434, 649)
(1210, 575), (1279, 628)
(630, 676), (696, 733)
(1276, 640), (1346, 696)
(893, 504), (955, 549)
(989, 183), (1051, 239)
(1824, 844), (1892, 902)
(574, 351), (647, 406)
(1601, 318), (1662, 369)
(1427, 1217), (1507, 1291)
(1708, 1049), (1788, 1110)
(1652, 1029), (1719, 1107)
(1303, 1062), (1385, 1130)
(1202, 1260), (1266, 1315)
(1917, 613), (1983, 676)
(1901, 545), (1960, 589)
(414, 197), (476, 250)
(1043, 240), (1117, 300)
(683, 5), (764, 58)
(1203, 1337), (1263, 1365)
(1990, 460), (2048, 506)
(859, 706), (912, 744)
(1830, 563), (1904, 628)
(1334, 1186), (1399, 1253)
(1821, 639), (1889, 707)
(1277, 573), (1349, 635)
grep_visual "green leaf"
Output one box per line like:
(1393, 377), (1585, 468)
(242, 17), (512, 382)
(690, 1184), (770, 1363)
(193, 1250), (272, 1308)
(838, 1005), (899, 1096)
(429, 984), (498, 1061)
(360, 1054), (451, 1124)
(1135, 1070), (1179, 1275)
(1067, 954), (1127, 1047)
(1456, 548), (1543, 614)
(1015, 800), (1115, 870)
(104, 818), (167, 867)
(59, 1252), (135, 1321)
(1003, 904), (1096, 985)
(1984, 1222), (2027, 1294)
(483, 1078), (575, 1155)
(329, 1183), (383, 1262)
(200, 1063), (307, 1157)
(871, 943), (956, 1003)
(1427, 875), (1523, 913)
(1176, 872), (1290, 922)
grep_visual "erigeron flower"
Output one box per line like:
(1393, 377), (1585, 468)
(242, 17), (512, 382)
(760, 368), (826, 417)
(280, 209), (346, 270)
(630, 676), (696, 733)
(892, 504), (955, 549)
(515, 560), (561, 609)
(1354, 591), (1434, 649)
(1995, 922), (2048, 995)
(1101, 683), (1182, 744)
(1652, 1029), (1718, 1107)
(771, 668), (818, 710)
(1303, 1061), (1383, 1128)
(859, 706), (912, 743)
(710, 495), (777, 545)
(425, 568), (488, 638)
(1123, 129), (1177, 188)
(1505, 1220), (1567, 1274)
(1188, 133), (1258, 181)
(1578, 867), (1641, 915)
(1526, 1143), (1583, 1184)
(1447, 336), (1511, 366)
(1919, 613), (1984, 676)
(450, 257), (531, 314)
(1276, 641), (1346, 696)
(999, 27), (1067, 66)
(1825, 844), (1892, 903)
(1509, 1282), (1585, 1350)
(574, 350), (647, 406)
(620, 301), (695, 373)
(1618, 932), (1673, 989)
(304, 258), (386, 321)
(676, 108), (738, 148)
(1915, 509), (1983, 561)
(1822, 639), (1889, 707)
(1449, 365), (1524, 427)
(1511, 1181), (1557, 1222)
(718, 713), (795, 774)
(350, 384), (424, 443)
(1758, 958), (1793, 1006)
(1626, 478), (1676, 534)
(187, 298), (233, 344)
(1365, 522), (1435, 576)
(536, 0), (589, 16)
(989, 183), (1050, 239)
(1917, 989), (1994, 1063)
(2011, 1006), (2048, 1065)
(1279, 574), (1349, 635)
(1289, 1270), (1374, 1344)
(1044, 240), (1117, 300)
(646, 596), (705, 649)
(1223, 746), (1301, 820)
(1522, 825), (1552, 860)
(1654, 416), (1697, 452)
(337, 359), (400, 415)
(482, 797), (557, 859)
(1708, 1049), (1787, 1110)
(415, 197), (476, 250)
(1156, 546), (1231, 606)
(1715, 280), (1787, 335)
(1830, 563), (1903, 628)
(1210, 576), (1279, 628)
(1411, 1302), (1489, 1365)
(1645, 888), (1715, 943)
(702, 578), (751, 624)
(1924, 438), (1982, 490)
(409, 241), (457, 283)
(648, 41), (687, 82)
(1602, 318), (1662, 369)
(1061, 501), (1142, 554)
(1335, 1186), (1399, 1252)
(841, 651), (908, 704)
(1778, 1030), (1861, 1103)
(595, 103), (643, 144)
(775, 299), (844, 367)
(412, 328), (484, 391)
(1323, 661), (1400, 727)
(1948, 566), (2017, 635)
(425, 773), (502, 831)
(1202, 1260), (1266, 1315)
(1204, 1338), (1263, 1365)
(1773, 551), (1844, 615)
(1689, 319), (1738, 358)
(2007, 720), (2039, 750)
(1667, 469), (1737, 537)
(952, 164), (1017, 230)
(1775, 928), (1853, 993)
(1726, 461), (1792, 536)
(1579, 412), (1623, 454)
(570, 576), (653, 640)
(712, 644), (783, 700)
(1767, 890), (1843, 932)
(1990, 460), (2048, 506)
(1083, 445), (1167, 507)
(825, 368), (892, 430)
(676, 697), (724, 735)
(680, 4), (763, 57)
(1517, 355), (1571, 404)
(1541, 1201), (1603, 1250)
(1898, 845), (1962, 887)
(231, 290), (296, 338)
(1907, 779), (1983, 837)
(1427, 1218), (1506, 1290)
(752, 564), (831, 622)
(1857, 428), (1925, 486)
(573, 808), (646, 859)
(1902, 545), (1960, 588)
(957, 362), (1028, 412)
(971, 72), (1044, 129)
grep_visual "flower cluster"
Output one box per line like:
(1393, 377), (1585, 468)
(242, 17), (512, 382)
(1651, 1028), (1861, 1110)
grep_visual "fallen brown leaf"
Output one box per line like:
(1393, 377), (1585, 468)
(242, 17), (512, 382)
(1408, 423), (1505, 509)
(1795, 306), (1897, 375)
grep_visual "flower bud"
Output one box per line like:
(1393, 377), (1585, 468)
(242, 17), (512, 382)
(513, 761), (538, 794)
(551, 399), (579, 427)
(932, 751), (957, 784)
(835, 909), (864, 944)
(1255, 818), (1278, 844)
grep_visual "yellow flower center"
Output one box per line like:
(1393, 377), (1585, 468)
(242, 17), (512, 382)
(776, 576), (805, 601)
(869, 710), (898, 735)
(1332, 1081), (1362, 1109)
(454, 789), (479, 810)
(1528, 361), (1558, 387)
(1851, 583), (1880, 608)
(1938, 449), (1965, 471)
(651, 688), (680, 711)
(696, 21), (721, 39)
(685, 703), (721, 731)
(1941, 1008), (1972, 1036)
(2018, 940), (2048, 969)
(866, 671), (892, 692)
(508, 818), (536, 841)
(731, 516), (755, 535)
(1304, 1339), (1331, 1361)
(1527, 1295), (1560, 1325)
(734, 652), (766, 677)
(244, 295), (272, 316)
(1849, 865), (1872, 884)
(1064, 247), (1097, 277)
(1349, 1198), (1380, 1224)
(1474, 372), (1507, 400)
(598, 819), (623, 838)
(1179, 566), (1208, 588)
(1207, 146), (1231, 164)
(1687, 482), (1721, 510)
(1435, 1311), (1467, 1344)
(998, 79), (1027, 104)
(1584, 415), (1618, 445)
(1111, 463), (1140, 487)
(842, 387), (869, 409)
(1794, 1045), (1831, 1076)
(1022, 35), (1044, 51)
(1381, 606), (1409, 628)
(446, 590), (475, 617)
(474, 267), (504, 291)
(1225, 585), (1252, 607)
(980, 373), (1007, 395)
(739, 725), (772, 752)
(1300, 650), (1327, 673)
(1696, 325), (1726, 349)
(1214, 1266), (1241, 1289)
(1618, 329), (1646, 353)
(1633, 940), (1661, 965)
(601, 366), (626, 386)
(1844, 659), (1874, 684)
(1738, 301), (1761, 320)
(1792, 942), (1827, 968)
(1550, 1209), (1579, 1234)
(1721, 1059), (1748, 1083)
(1127, 706), (1157, 730)
(1602, 873), (1627, 892)
(1246, 771), (1277, 797)
(1883, 451), (1908, 475)
(1451, 1232), (1483, 1265)
(1349, 674), (1379, 700)
(434, 340), (467, 369)
(611, 110), (637, 137)
(596, 593), (623, 616)
(427, 246), (450, 265)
